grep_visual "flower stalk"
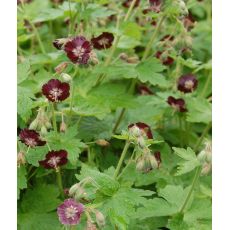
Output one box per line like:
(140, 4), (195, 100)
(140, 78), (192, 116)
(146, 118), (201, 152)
(51, 103), (57, 134)
(113, 140), (131, 179)
(56, 168), (64, 198)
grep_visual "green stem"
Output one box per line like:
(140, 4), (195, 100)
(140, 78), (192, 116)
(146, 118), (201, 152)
(68, 0), (73, 35)
(113, 141), (131, 179)
(70, 82), (75, 115)
(29, 21), (46, 54)
(194, 123), (211, 152)
(56, 169), (64, 198)
(180, 166), (202, 213)
(142, 16), (166, 61)
(178, 115), (184, 147)
(112, 108), (126, 134)
(51, 103), (57, 134)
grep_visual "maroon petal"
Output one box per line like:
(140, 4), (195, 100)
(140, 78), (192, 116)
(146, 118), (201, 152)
(177, 74), (198, 93)
(128, 122), (153, 139)
(91, 32), (114, 50)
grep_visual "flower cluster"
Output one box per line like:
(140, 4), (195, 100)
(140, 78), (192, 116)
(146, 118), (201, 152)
(53, 32), (114, 65)
(128, 122), (161, 172)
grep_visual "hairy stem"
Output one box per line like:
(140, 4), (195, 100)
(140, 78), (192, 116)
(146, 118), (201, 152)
(51, 103), (57, 134)
(180, 166), (202, 213)
(113, 141), (130, 179)
(56, 168), (64, 198)
(112, 108), (126, 134)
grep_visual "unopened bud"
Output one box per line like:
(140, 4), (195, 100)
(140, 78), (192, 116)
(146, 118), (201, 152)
(60, 121), (67, 132)
(63, 188), (70, 196)
(129, 125), (142, 138)
(119, 53), (128, 61)
(29, 119), (38, 130)
(136, 157), (145, 172)
(90, 51), (99, 65)
(55, 62), (68, 74)
(137, 136), (146, 148)
(201, 162), (211, 176)
(95, 211), (105, 227)
(86, 220), (97, 230)
(61, 73), (72, 82)
(53, 38), (69, 50)
(40, 126), (47, 135)
(96, 139), (110, 147)
(69, 183), (86, 199)
(149, 155), (158, 170)
(126, 56), (139, 64)
(17, 151), (26, 167)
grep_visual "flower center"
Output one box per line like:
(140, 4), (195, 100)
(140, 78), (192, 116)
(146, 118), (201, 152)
(65, 205), (78, 219)
(25, 138), (37, 147)
(49, 88), (63, 101)
(47, 156), (61, 168)
(98, 38), (109, 46)
(73, 47), (86, 57)
(184, 80), (194, 90)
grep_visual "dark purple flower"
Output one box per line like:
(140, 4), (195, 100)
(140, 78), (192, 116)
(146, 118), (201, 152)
(155, 51), (174, 66)
(177, 74), (198, 93)
(137, 85), (153, 95)
(91, 32), (114, 50)
(19, 129), (46, 147)
(64, 36), (92, 64)
(154, 151), (161, 167)
(167, 96), (187, 112)
(42, 79), (70, 102)
(39, 150), (68, 169)
(128, 122), (153, 139)
(122, 0), (140, 8)
(57, 199), (84, 225)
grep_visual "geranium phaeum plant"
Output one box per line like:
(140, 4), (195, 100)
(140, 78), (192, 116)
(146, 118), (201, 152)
(17, 0), (212, 229)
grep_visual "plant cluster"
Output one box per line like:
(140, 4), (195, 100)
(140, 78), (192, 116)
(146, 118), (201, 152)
(17, 0), (212, 229)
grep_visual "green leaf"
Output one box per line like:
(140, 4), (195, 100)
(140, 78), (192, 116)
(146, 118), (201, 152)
(17, 61), (30, 84)
(45, 128), (86, 165)
(32, 8), (64, 23)
(17, 86), (34, 122)
(173, 147), (200, 176)
(25, 146), (48, 167)
(186, 98), (212, 124)
(21, 184), (61, 213)
(136, 58), (169, 87)
(17, 166), (27, 199)
(77, 166), (120, 196)
(18, 212), (62, 230)
(121, 22), (142, 40)
(99, 187), (154, 227)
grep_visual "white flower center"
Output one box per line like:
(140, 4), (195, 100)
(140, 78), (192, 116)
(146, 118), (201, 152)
(73, 47), (85, 57)
(49, 88), (63, 101)
(65, 205), (78, 219)
(98, 38), (109, 46)
(47, 156), (61, 168)
(25, 138), (37, 147)
(184, 80), (194, 89)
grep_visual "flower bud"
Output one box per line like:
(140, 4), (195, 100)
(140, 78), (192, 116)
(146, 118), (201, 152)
(17, 151), (26, 167)
(126, 56), (139, 64)
(60, 121), (67, 132)
(201, 162), (211, 176)
(90, 51), (99, 65)
(95, 210), (105, 227)
(136, 157), (145, 172)
(119, 53), (129, 61)
(61, 73), (72, 82)
(55, 62), (68, 74)
(86, 220), (97, 230)
(149, 154), (158, 170)
(137, 136), (146, 148)
(96, 139), (110, 147)
(29, 119), (38, 130)
(69, 183), (86, 200)
(128, 125), (142, 138)
(40, 126), (47, 135)
(53, 38), (69, 50)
